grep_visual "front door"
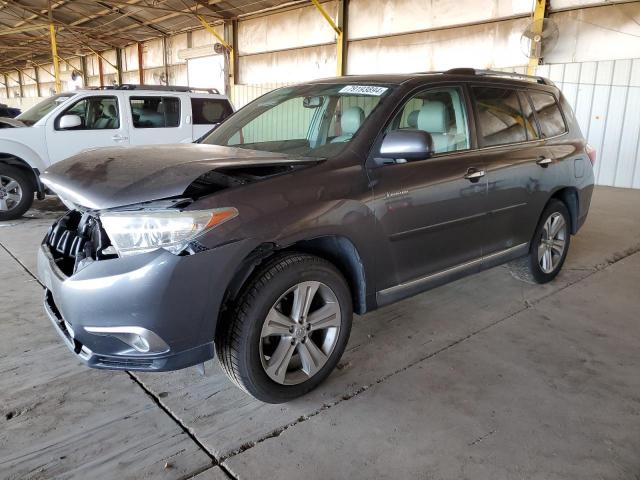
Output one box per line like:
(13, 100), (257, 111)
(46, 94), (129, 164)
(370, 85), (488, 293)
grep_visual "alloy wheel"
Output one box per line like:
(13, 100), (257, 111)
(259, 281), (341, 385)
(0, 175), (22, 212)
(538, 212), (567, 274)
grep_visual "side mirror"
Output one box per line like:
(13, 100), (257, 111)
(58, 114), (82, 130)
(375, 129), (434, 165)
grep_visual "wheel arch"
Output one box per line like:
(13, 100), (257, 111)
(550, 186), (579, 234)
(0, 152), (44, 195)
(220, 235), (369, 332)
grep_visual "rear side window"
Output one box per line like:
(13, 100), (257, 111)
(518, 91), (540, 140)
(191, 98), (232, 125)
(528, 91), (567, 138)
(472, 86), (527, 147)
(130, 96), (180, 128)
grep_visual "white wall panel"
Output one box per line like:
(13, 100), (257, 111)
(191, 25), (225, 48)
(167, 33), (188, 65)
(348, 17), (531, 74)
(239, 44), (336, 85)
(551, 0), (636, 10)
(238, 2), (337, 55)
(348, 0), (532, 40)
(142, 39), (164, 69)
(537, 58), (640, 189)
(546, 4), (640, 63)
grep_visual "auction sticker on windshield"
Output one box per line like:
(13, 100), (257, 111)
(339, 85), (388, 96)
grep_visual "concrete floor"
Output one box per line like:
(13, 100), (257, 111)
(1, 186), (639, 480)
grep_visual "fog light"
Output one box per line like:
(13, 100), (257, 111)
(84, 326), (169, 355)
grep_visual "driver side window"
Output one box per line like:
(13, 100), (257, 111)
(388, 86), (470, 154)
(56, 96), (120, 130)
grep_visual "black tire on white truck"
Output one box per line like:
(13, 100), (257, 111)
(0, 164), (34, 221)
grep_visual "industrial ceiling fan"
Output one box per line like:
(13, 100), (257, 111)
(520, 18), (560, 61)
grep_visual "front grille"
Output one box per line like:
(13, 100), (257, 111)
(46, 210), (115, 276)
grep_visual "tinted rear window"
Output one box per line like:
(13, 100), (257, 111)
(472, 86), (527, 147)
(528, 91), (567, 138)
(191, 98), (232, 125)
(130, 96), (180, 128)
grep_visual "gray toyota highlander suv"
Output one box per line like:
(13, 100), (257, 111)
(37, 69), (595, 402)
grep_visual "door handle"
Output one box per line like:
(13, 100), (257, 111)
(111, 134), (128, 142)
(464, 168), (485, 182)
(536, 157), (553, 167)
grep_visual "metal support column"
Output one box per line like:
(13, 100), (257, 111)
(80, 56), (88, 87)
(34, 66), (41, 97)
(116, 48), (124, 85)
(232, 20), (239, 84)
(197, 15), (233, 93)
(98, 54), (105, 87)
(17, 70), (24, 98)
(527, 0), (547, 76)
(48, 1), (62, 93)
(162, 37), (170, 85)
(310, 0), (344, 76)
(224, 20), (236, 94)
(2, 74), (9, 98)
(137, 43), (144, 84)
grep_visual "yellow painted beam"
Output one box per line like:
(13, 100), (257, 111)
(49, 23), (62, 93)
(310, 0), (341, 35)
(197, 15), (232, 51)
(310, 0), (344, 76)
(527, 0), (546, 76)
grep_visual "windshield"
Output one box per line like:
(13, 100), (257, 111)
(202, 83), (393, 158)
(17, 93), (75, 126)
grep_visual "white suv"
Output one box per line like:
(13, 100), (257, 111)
(0, 85), (233, 220)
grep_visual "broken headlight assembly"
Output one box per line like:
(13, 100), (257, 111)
(100, 207), (238, 257)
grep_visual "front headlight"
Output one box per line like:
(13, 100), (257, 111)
(100, 207), (238, 257)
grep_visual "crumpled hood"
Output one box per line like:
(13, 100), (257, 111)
(41, 143), (320, 210)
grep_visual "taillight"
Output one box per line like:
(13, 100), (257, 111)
(585, 143), (596, 166)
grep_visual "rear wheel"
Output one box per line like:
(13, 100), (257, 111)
(510, 199), (571, 284)
(0, 165), (34, 221)
(216, 253), (353, 403)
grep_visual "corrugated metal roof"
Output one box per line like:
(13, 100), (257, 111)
(0, 0), (303, 73)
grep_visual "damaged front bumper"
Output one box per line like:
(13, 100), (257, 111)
(37, 235), (253, 372)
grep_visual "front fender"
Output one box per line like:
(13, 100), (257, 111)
(0, 138), (48, 172)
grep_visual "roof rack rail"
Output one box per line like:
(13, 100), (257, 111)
(117, 84), (221, 94)
(444, 68), (551, 85)
(84, 84), (221, 94)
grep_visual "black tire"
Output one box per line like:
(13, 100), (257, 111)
(510, 199), (571, 284)
(216, 252), (353, 403)
(0, 165), (34, 221)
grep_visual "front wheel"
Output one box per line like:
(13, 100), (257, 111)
(0, 165), (34, 221)
(216, 253), (353, 403)
(511, 199), (571, 284)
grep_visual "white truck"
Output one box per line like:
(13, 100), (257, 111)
(0, 85), (234, 220)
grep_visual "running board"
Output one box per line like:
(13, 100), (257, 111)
(376, 243), (528, 307)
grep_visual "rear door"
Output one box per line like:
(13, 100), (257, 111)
(471, 85), (559, 255)
(46, 93), (130, 164)
(127, 94), (191, 145)
(190, 96), (234, 140)
(370, 84), (488, 289)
